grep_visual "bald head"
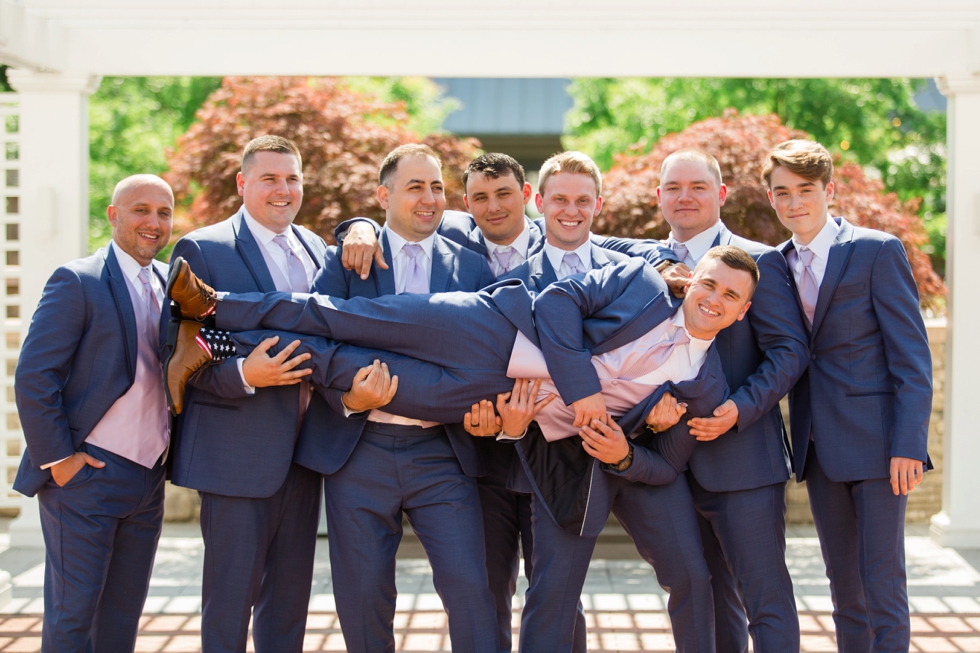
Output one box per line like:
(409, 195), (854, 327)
(107, 175), (174, 266)
(111, 174), (174, 206)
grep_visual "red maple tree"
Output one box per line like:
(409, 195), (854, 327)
(598, 110), (944, 307)
(165, 77), (480, 242)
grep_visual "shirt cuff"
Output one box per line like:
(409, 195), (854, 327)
(237, 358), (256, 395)
(340, 393), (365, 418)
(41, 456), (70, 470)
(496, 427), (528, 442)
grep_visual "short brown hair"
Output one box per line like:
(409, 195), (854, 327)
(462, 152), (526, 191)
(538, 151), (602, 196)
(761, 140), (834, 188)
(698, 245), (760, 296)
(241, 135), (302, 173)
(660, 149), (723, 187)
(379, 144), (441, 188)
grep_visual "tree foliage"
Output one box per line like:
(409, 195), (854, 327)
(597, 111), (945, 308)
(166, 76), (479, 242)
(88, 77), (223, 251)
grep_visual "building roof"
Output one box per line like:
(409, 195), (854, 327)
(435, 78), (573, 136)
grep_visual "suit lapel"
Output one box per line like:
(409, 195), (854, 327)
(375, 232), (398, 296)
(233, 210), (278, 292)
(291, 224), (323, 272)
(810, 218), (855, 337)
(526, 221), (546, 257)
(714, 223), (731, 248)
(104, 247), (138, 380)
(429, 236), (455, 293)
(533, 252), (559, 290)
(467, 227), (489, 258)
(590, 244), (612, 269)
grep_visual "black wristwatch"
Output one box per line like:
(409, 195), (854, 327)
(609, 443), (634, 472)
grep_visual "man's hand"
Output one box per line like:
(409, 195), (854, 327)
(342, 360), (398, 413)
(662, 263), (692, 298)
(50, 452), (105, 487)
(498, 378), (556, 436)
(341, 221), (388, 280)
(579, 416), (630, 464)
(687, 399), (739, 441)
(463, 399), (502, 437)
(242, 336), (313, 388)
(890, 456), (925, 496)
(645, 392), (688, 432)
(571, 392), (607, 428)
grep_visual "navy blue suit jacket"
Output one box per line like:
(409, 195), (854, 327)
(675, 224), (810, 492)
(167, 210), (328, 498)
(783, 218), (932, 482)
(14, 247), (168, 497)
(500, 244), (630, 294)
(294, 231), (496, 477)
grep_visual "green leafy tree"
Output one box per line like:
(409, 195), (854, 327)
(88, 77), (222, 252)
(565, 77), (947, 271)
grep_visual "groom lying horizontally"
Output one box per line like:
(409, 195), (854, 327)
(165, 245), (757, 651)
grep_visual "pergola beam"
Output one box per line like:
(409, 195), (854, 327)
(0, 0), (67, 73)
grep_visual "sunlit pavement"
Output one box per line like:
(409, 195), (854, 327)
(0, 523), (978, 652)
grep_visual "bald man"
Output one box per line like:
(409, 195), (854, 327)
(14, 175), (173, 652)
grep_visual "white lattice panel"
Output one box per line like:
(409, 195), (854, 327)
(0, 94), (21, 510)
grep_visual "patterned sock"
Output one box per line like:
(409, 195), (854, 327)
(197, 327), (237, 362)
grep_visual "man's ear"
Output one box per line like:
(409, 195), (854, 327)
(718, 183), (728, 207)
(534, 193), (544, 213)
(236, 171), (245, 198)
(766, 188), (775, 209)
(377, 185), (390, 210)
(522, 183), (533, 205)
(106, 205), (118, 229)
(736, 300), (752, 322)
(463, 194), (470, 211)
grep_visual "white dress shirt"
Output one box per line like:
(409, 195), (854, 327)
(384, 226), (436, 294)
(789, 217), (840, 289)
(666, 220), (723, 267)
(544, 240), (594, 280)
(485, 222), (531, 277)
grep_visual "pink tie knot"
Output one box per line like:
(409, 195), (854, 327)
(494, 246), (516, 274)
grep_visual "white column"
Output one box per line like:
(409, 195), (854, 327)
(931, 74), (980, 548)
(5, 70), (100, 547)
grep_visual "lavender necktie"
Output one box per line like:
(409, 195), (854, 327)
(559, 252), (585, 278)
(493, 246), (516, 275)
(672, 241), (692, 267)
(621, 327), (691, 380)
(401, 243), (429, 294)
(797, 247), (819, 326)
(138, 268), (160, 342)
(273, 234), (309, 293)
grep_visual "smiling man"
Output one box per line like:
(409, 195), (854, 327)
(164, 136), (329, 653)
(15, 175), (172, 651)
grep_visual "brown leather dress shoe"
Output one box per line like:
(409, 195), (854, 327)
(165, 320), (212, 415)
(167, 257), (218, 321)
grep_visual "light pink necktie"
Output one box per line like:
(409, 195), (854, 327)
(559, 252), (585, 278)
(797, 247), (819, 326)
(401, 243), (429, 294)
(493, 246), (516, 275)
(620, 327), (692, 380)
(672, 241), (692, 268)
(273, 234), (310, 293)
(138, 268), (160, 341)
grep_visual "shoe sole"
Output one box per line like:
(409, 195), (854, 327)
(163, 344), (179, 415)
(166, 255), (185, 304)
(164, 256), (185, 414)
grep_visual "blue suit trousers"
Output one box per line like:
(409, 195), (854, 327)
(37, 442), (164, 653)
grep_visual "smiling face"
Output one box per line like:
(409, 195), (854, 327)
(464, 171), (531, 246)
(535, 171), (602, 251)
(107, 178), (174, 267)
(681, 257), (754, 340)
(657, 158), (727, 242)
(767, 165), (834, 246)
(237, 151), (304, 233)
(378, 155), (446, 241)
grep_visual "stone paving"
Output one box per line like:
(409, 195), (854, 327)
(0, 523), (978, 651)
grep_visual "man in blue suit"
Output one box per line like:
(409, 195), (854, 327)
(166, 136), (328, 653)
(655, 149), (810, 653)
(763, 139), (932, 653)
(14, 175), (173, 652)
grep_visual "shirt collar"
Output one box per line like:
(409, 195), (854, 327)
(672, 308), (714, 366)
(544, 239), (593, 276)
(383, 224), (436, 261)
(485, 221), (531, 260)
(109, 240), (152, 287)
(792, 217), (839, 262)
(242, 207), (298, 249)
(667, 220), (722, 264)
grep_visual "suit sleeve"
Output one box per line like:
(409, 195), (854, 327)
(310, 247), (360, 416)
(607, 426), (695, 486)
(171, 238), (252, 400)
(533, 260), (649, 403)
(728, 248), (809, 429)
(870, 238), (932, 461)
(591, 234), (679, 266)
(333, 217), (381, 245)
(15, 267), (89, 467)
